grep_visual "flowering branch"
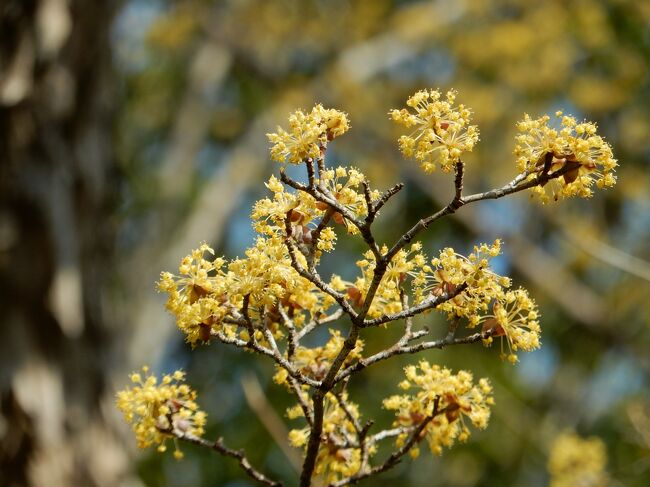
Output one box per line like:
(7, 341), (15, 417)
(119, 89), (617, 487)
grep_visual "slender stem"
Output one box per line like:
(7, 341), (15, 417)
(370, 183), (404, 218)
(283, 215), (359, 321)
(387, 162), (576, 263)
(168, 431), (282, 487)
(296, 308), (344, 342)
(335, 329), (493, 383)
(299, 389), (325, 487)
(362, 283), (468, 328)
(212, 330), (321, 388)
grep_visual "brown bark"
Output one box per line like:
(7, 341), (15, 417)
(0, 1), (127, 485)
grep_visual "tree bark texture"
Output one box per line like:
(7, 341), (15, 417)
(0, 1), (128, 486)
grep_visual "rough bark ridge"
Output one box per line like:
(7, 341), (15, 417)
(0, 1), (126, 485)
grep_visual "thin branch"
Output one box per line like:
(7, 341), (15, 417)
(307, 208), (335, 269)
(385, 162), (573, 262)
(306, 157), (316, 189)
(370, 183), (404, 218)
(362, 282), (468, 328)
(336, 328), (493, 383)
(283, 212), (359, 320)
(280, 170), (382, 260)
(212, 330), (321, 388)
(332, 389), (363, 437)
(242, 294), (255, 345)
(299, 389), (326, 487)
(361, 179), (374, 216)
(167, 431), (282, 487)
(278, 305), (298, 359)
(296, 308), (344, 342)
(367, 425), (416, 444)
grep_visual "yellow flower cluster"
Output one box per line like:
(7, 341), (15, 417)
(390, 89), (479, 173)
(252, 175), (321, 239)
(158, 243), (232, 345)
(267, 104), (349, 164)
(410, 240), (540, 362)
(116, 367), (206, 459)
(514, 111), (617, 202)
(159, 239), (332, 345)
(478, 289), (541, 364)
(288, 392), (371, 483)
(274, 329), (364, 384)
(412, 240), (509, 318)
(319, 166), (380, 235)
(548, 432), (608, 487)
(383, 361), (493, 456)
(331, 243), (425, 318)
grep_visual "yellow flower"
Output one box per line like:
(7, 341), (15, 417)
(478, 288), (541, 363)
(267, 105), (349, 164)
(390, 89), (479, 173)
(411, 240), (509, 320)
(548, 432), (608, 487)
(318, 166), (380, 235)
(116, 367), (207, 458)
(158, 244), (231, 346)
(384, 361), (494, 456)
(514, 111), (617, 202)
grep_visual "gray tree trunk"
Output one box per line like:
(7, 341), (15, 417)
(0, 1), (130, 485)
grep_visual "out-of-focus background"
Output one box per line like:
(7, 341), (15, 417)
(1, 0), (649, 485)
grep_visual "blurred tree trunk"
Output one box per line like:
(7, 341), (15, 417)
(0, 1), (129, 486)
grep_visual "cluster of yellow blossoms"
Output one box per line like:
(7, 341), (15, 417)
(158, 239), (332, 345)
(412, 240), (509, 318)
(411, 240), (540, 363)
(389, 89), (617, 204)
(390, 89), (480, 173)
(514, 111), (617, 202)
(116, 367), (206, 459)
(288, 392), (370, 483)
(548, 432), (608, 487)
(384, 362), (493, 457)
(267, 104), (349, 164)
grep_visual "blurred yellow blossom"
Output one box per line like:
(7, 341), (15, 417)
(548, 432), (608, 487)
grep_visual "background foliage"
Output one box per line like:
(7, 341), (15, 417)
(2, 0), (649, 486)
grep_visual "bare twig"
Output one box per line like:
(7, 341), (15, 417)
(336, 329), (493, 383)
(283, 212), (359, 321)
(166, 431), (282, 487)
(386, 162), (573, 262)
(362, 282), (468, 328)
(212, 330), (321, 388)
(296, 309), (344, 342)
(370, 183), (404, 218)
